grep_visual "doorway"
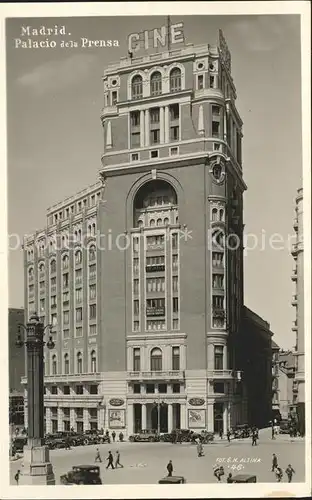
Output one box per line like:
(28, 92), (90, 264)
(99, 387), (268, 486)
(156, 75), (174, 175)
(214, 402), (224, 434)
(151, 403), (168, 432)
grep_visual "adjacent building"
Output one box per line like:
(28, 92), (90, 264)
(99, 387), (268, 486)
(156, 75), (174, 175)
(9, 308), (25, 427)
(291, 187), (305, 435)
(22, 29), (272, 436)
(271, 342), (296, 421)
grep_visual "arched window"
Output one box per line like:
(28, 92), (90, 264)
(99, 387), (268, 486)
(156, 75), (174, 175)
(150, 219), (155, 227)
(62, 254), (69, 269)
(157, 218), (162, 226)
(77, 352), (83, 374)
(75, 250), (82, 265)
(50, 260), (56, 274)
(28, 267), (34, 280)
(90, 350), (97, 373)
(164, 218), (169, 226)
(92, 223), (96, 236)
(150, 71), (162, 96)
(131, 75), (143, 100)
(170, 68), (182, 92)
(219, 209), (224, 221)
(64, 353), (69, 375)
(150, 347), (162, 371)
(89, 245), (96, 262)
(52, 355), (57, 375)
(212, 208), (218, 222)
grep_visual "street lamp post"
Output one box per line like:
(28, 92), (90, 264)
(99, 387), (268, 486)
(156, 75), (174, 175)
(15, 313), (55, 485)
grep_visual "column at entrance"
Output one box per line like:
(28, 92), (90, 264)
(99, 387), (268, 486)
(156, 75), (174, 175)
(207, 403), (214, 432)
(127, 403), (134, 437)
(142, 403), (147, 430)
(180, 404), (187, 429)
(168, 404), (173, 433)
(223, 403), (228, 434)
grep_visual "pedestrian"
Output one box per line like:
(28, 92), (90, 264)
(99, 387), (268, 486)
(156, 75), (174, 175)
(227, 430), (231, 443)
(271, 425), (275, 440)
(112, 431), (116, 442)
(227, 472), (233, 483)
(219, 428), (223, 440)
(70, 426), (74, 432)
(14, 469), (21, 485)
(115, 450), (124, 468)
(275, 466), (283, 482)
(197, 441), (204, 457)
(213, 465), (224, 482)
(251, 431), (257, 446)
(106, 451), (115, 469)
(95, 447), (102, 463)
(272, 453), (278, 471)
(119, 431), (124, 442)
(285, 464), (295, 483)
(167, 460), (173, 477)
(65, 437), (71, 450)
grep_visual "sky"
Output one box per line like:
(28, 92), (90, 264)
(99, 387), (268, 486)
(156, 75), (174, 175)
(6, 14), (302, 349)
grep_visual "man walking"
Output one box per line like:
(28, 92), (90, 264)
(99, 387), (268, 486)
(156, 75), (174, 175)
(112, 431), (116, 442)
(94, 447), (102, 463)
(271, 423), (275, 440)
(285, 464), (295, 483)
(115, 450), (124, 468)
(227, 429), (231, 443)
(167, 460), (173, 477)
(14, 470), (21, 485)
(219, 428), (223, 440)
(271, 453), (278, 472)
(251, 430), (257, 446)
(106, 450), (115, 469)
(275, 466), (283, 482)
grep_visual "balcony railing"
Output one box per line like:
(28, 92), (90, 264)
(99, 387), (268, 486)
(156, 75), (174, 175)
(207, 369), (234, 380)
(146, 306), (165, 317)
(21, 372), (102, 385)
(127, 370), (185, 381)
(146, 264), (165, 273)
(44, 394), (102, 401)
(212, 308), (225, 318)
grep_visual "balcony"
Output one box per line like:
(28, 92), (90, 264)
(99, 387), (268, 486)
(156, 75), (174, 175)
(207, 369), (234, 380)
(146, 264), (165, 273)
(212, 308), (225, 318)
(146, 306), (165, 317)
(44, 394), (102, 402)
(293, 218), (298, 231)
(146, 244), (165, 251)
(291, 295), (298, 306)
(127, 370), (185, 381)
(21, 372), (102, 385)
(291, 244), (298, 256)
(291, 269), (297, 281)
(291, 321), (298, 332)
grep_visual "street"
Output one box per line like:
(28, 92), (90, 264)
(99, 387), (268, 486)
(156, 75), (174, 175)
(10, 431), (305, 485)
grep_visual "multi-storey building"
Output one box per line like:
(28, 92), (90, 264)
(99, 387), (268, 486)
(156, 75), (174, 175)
(271, 343), (296, 421)
(291, 187), (305, 435)
(9, 308), (25, 427)
(23, 30), (270, 436)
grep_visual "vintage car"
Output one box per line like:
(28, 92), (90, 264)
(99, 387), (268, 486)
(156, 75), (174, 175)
(161, 429), (196, 443)
(229, 474), (257, 483)
(232, 424), (250, 439)
(129, 429), (160, 442)
(82, 430), (110, 445)
(158, 476), (186, 484)
(12, 436), (27, 455)
(60, 465), (102, 485)
(45, 433), (67, 450)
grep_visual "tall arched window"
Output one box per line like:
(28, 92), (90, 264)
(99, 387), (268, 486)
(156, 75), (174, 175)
(52, 355), (57, 375)
(39, 263), (45, 274)
(150, 71), (162, 96)
(157, 218), (162, 226)
(91, 350), (97, 373)
(75, 250), (82, 265)
(50, 259), (56, 274)
(131, 75), (143, 99)
(89, 245), (96, 262)
(77, 352), (83, 374)
(150, 347), (162, 371)
(28, 267), (34, 281)
(212, 208), (218, 222)
(170, 68), (182, 92)
(219, 209), (224, 221)
(62, 254), (69, 269)
(64, 353), (69, 375)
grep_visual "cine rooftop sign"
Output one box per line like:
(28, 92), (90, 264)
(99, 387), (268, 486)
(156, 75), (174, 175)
(127, 22), (184, 53)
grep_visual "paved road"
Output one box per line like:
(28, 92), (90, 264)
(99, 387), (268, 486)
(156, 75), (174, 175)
(10, 432), (305, 485)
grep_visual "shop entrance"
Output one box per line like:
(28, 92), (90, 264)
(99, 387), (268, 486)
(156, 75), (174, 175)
(214, 402), (224, 434)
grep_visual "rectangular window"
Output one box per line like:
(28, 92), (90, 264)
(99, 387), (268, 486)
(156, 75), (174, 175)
(172, 254), (178, 270)
(63, 385), (70, 395)
(40, 298), (45, 312)
(197, 74), (204, 89)
(150, 107), (160, 123)
(111, 90), (118, 105)
(89, 385), (98, 395)
(89, 304), (96, 320)
(133, 279), (139, 294)
(169, 103), (179, 120)
(214, 382), (225, 394)
(75, 385), (83, 395)
(133, 321), (140, 331)
(214, 345), (224, 370)
(51, 313), (57, 326)
(212, 120), (220, 138)
(89, 264), (96, 279)
(62, 291), (69, 303)
(212, 105), (220, 115)
(75, 288), (83, 303)
(51, 295), (57, 307)
(150, 129), (160, 144)
(131, 132), (140, 148)
(212, 252), (224, 267)
(158, 383), (167, 394)
(75, 269), (82, 284)
(173, 319), (179, 330)
(172, 233), (178, 249)
(131, 153), (139, 162)
(63, 273), (69, 288)
(133, 258), (139, 274)
(170, 126), (179, 141)
(51, 386), (57, 395)
(173, 297), (179, 313)
(75, 327), (83, 337)
(89, 284), (96, 300)
(133, 300), (140, 315)
(63, 329), (70, 339)
(146, 235), (164, 249)
(89, 324), (97, 336)
(76, 308), (83, 322)
(150, 149), (159, 158)
(131, 111), (140, 127)
(212, 274), (224, 289)
(172, 383), (180, 393)
(210, 75), (215, 88)
(147, 320), (166, 331)
(170, 146), (179, 156)
(172, 346), (180, 370)
(133, 348), (140, 372)
(172, 276), (178, 292)
(133, 384), (141, 394)
(40, 281), (45, 290)
(213, 296), (224, 309)
(133, 236), (139, 253)
(146, 384), (155, 394)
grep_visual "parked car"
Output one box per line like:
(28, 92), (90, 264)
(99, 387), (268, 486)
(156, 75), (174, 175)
(45, 433), (67, 449)
(158, 476), (186, 484)
(129, 429), (160, 442)
(60, 465), (102, 485)
(232, 424), (250, 439)
(12, 436), (27, 455)
(279, 420), (290, 434)
(230, 474), (257, 483)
